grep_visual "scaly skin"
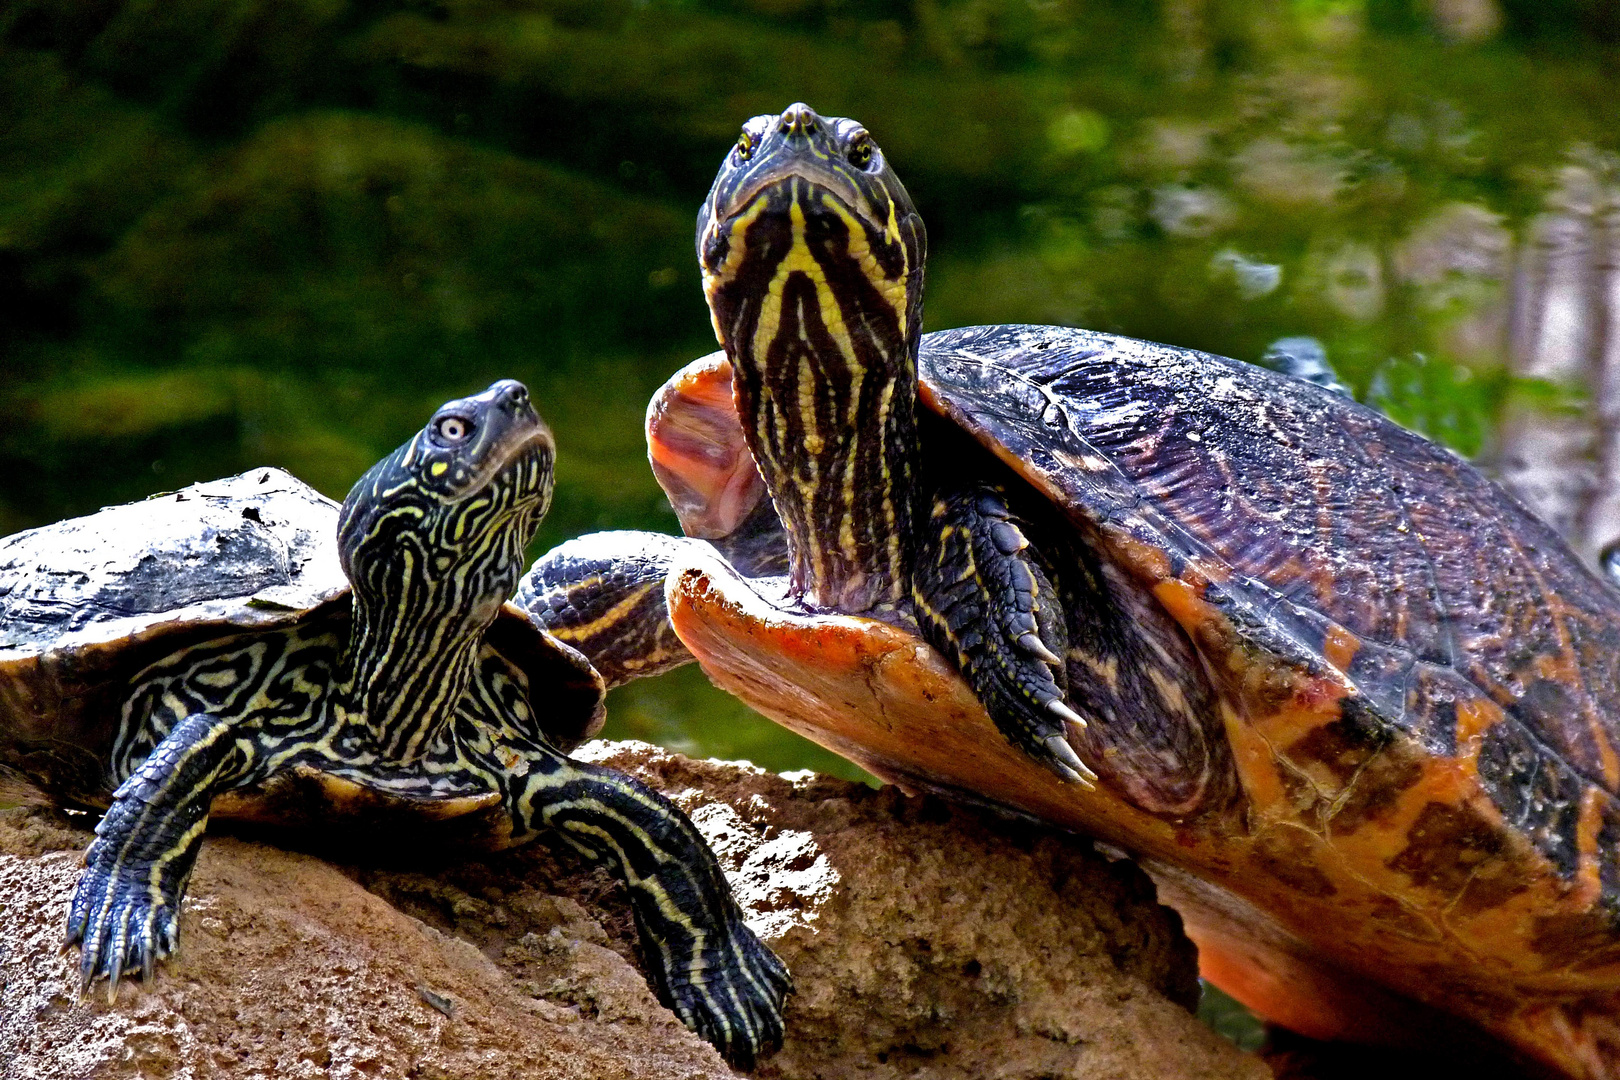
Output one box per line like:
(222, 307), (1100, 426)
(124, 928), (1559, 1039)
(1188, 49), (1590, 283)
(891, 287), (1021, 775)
(61, 381), (789, 1069)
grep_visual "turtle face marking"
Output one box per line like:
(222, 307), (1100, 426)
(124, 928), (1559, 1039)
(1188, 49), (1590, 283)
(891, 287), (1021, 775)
(339, 381), (552, 617)
(336, 379), (555, 761)
(698, 104), (926, 614)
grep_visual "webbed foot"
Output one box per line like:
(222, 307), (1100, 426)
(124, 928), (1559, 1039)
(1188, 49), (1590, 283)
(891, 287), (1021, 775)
(66, 713), (242, 998)
(912, 484), (1097, 785)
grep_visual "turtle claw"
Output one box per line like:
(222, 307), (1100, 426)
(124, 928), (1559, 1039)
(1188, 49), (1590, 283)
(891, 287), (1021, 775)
(1041, 702), (1098, 785)
(68, 854), (182, 1002)
(1020, 632), (1064, 666)
(1046, 697), (1087, 730)
(1043, 733), (1098, 787)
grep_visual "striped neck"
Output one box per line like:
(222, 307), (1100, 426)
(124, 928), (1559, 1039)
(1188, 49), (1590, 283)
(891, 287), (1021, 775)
(331, 395), (551, 762)
(337, 581), (497, 761)
(335, 476), (535, 760)
(702, 155), (925, 614)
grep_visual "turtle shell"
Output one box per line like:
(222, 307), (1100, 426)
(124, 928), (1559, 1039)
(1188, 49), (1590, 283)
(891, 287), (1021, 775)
(655, 325), (1620, 1077)
(0, 467), (604, 810)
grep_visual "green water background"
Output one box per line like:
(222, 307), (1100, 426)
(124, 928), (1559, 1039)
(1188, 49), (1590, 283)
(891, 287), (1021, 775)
(3, 0), (1618, 1048)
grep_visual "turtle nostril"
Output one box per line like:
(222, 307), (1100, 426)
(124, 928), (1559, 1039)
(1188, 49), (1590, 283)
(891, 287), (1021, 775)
(779, 102), (818, 137)
(494, 379), (530, 410)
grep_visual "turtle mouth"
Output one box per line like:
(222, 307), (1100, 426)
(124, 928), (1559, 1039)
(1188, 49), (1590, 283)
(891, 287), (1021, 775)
(458, 424), (554, 507)
(717, 159), (872, 230)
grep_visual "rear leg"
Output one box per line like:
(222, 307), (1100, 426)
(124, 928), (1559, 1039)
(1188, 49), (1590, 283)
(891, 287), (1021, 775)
(521, 530), (698, 687)
(521, 503), (789, 689)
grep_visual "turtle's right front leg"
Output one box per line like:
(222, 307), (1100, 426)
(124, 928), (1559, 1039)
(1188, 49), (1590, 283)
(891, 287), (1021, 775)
(68, 713), (250, 996)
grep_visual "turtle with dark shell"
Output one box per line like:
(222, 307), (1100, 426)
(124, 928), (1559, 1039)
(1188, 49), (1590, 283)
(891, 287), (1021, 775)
(0, 380), (789, 1068)
(524, 105), (1620, 1078)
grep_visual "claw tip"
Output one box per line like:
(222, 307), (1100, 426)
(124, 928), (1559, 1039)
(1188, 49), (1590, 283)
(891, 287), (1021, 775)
(1019, 632), (1064, 666)
(1043, 735), (1098, 786)
(1046, 698), (1086, 729)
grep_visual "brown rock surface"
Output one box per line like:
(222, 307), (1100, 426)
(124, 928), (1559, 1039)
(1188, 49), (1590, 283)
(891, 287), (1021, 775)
(0, 741), (1267, 1080)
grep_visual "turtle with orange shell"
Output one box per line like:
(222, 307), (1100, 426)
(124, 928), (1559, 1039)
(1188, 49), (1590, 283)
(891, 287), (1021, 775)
(526, 104), (1620, 1077)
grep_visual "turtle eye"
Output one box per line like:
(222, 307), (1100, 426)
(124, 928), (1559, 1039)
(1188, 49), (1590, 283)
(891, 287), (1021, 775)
(437, 416), (472, 443)
(847, 132), (873, 169)
(735, 130), (755, 163)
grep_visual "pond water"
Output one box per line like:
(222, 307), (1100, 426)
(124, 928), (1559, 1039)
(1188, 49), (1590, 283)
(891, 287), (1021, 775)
(4, 0), (1620, 1045)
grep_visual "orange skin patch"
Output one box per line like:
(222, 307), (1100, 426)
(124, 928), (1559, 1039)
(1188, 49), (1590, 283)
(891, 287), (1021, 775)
(645, 354), (767, 540)
(668, 546), (1620, 1080)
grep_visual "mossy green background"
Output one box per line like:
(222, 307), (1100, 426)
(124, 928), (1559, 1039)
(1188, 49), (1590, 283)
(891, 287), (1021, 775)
(4, 0), (1619, 1048)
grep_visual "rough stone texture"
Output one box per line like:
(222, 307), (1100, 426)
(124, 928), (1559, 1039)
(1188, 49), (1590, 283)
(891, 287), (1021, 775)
(0, 812), (723, 1080)
(0, 742), (1268, 1080)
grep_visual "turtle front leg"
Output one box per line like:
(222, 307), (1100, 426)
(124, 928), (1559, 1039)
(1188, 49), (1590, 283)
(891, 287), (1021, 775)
(501, 745), (791, 1068)
(910, 483), (1098, 785)
(68, 713), (249, 997)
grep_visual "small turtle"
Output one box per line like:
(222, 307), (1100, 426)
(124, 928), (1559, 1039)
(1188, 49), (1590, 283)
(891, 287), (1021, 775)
(0, 380), (788, 1068)
(525, 106), (1620, 1077)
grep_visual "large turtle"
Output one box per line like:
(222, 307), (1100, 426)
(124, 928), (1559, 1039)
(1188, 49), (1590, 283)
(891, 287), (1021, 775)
(524, 105), (1620, 1078)
(0, 379), (789, 1068)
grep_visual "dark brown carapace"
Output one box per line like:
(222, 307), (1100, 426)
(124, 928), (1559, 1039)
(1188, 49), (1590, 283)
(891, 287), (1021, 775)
(651, 327), (1620, 1080)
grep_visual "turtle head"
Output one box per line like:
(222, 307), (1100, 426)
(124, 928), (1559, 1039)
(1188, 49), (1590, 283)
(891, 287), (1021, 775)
(698, 104), (927, 612)
(699, 104), (925, 337)
(337, 379), (553, 757)
(339, 378), (553, 610)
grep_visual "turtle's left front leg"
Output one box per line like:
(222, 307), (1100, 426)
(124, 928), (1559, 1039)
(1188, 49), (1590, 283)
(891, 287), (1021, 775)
(910, 482), (1097, 785)
(499, 744), (791, 1069)
(68, 713), (252, 996)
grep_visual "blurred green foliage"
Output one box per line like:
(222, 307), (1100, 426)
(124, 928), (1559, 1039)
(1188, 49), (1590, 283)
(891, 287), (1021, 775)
(1199, 981), (1268, 1052)
(6, 0), (1617, 536)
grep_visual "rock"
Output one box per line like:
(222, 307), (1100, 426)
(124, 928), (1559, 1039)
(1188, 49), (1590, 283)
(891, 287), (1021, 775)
(0, 816), (724, 1080)
(0, 741), (1267, 1080)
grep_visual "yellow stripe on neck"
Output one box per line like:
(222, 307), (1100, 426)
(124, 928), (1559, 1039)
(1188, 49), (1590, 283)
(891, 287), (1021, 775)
(819, 192), (910, 340)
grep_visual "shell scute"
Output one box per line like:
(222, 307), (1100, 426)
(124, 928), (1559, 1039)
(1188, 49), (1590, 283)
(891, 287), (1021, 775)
(0, 468), (345, 660)
(921, 327), (1620, 850)
(1386, 800), (1533, 910)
